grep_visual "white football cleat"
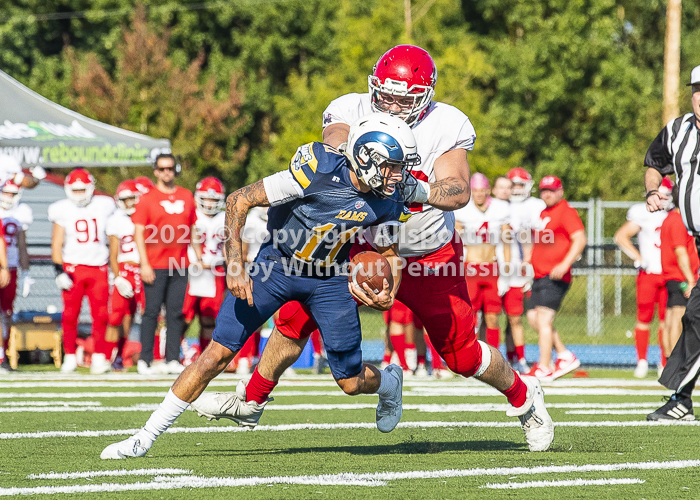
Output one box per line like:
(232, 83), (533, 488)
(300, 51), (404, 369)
(414, 363), (429, 378)
(90, 353), (111, 375)
(236, 357), (251, 376)
(552, 354), (580, 380)
(137, 360), (155, 375)
(634, 359), (649, 379)
(163, 360), (185, 375)
(376, 364), (403, 433)
(506, 375), (554, 452)
(189, 380), (270, 427)
(60, 354), (77, 373)
(100, 435), (152, 459)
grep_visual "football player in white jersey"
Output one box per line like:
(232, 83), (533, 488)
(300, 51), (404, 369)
(49, 169), (115, 374)
(234, 45), (553, 452)
(454, 173), (511, 349)
(106, 180), (143, 371)
(0, 179), (32, 371)
(614, 177), (674, 378)
(182, 177), (226, 359)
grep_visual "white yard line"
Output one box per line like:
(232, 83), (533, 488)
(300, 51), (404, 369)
(0, 401), (101, 407)
(28, 469), (191, 480)
(3, 420), (700, 440)
(481, 478), (645, 489)
(566, 410), (655, 415)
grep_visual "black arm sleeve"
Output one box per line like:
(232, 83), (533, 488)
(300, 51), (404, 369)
(644, 127), (675, 176)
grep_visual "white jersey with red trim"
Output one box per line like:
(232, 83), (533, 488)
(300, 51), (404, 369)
(0, 203), (33, 269)
(188, 209), (225, 267)
(106, 210), (139, 264)
(627, 203), (667, 275)
(242, 207), (269, 262)
(454, 198), (510, 249)
(48, 195), (115, 266)
(507, 197), (545, 287)
(323, 93), (476, 257)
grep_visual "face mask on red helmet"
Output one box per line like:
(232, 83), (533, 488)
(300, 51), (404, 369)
(195, 177), (225, 216)
(64, 169), (95, 207)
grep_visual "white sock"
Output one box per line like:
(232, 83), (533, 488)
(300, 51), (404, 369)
(139, 389), (190, 443)
(376, 369), (398, 398)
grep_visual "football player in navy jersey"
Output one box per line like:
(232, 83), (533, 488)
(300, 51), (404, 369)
(101, 114), (417, 459)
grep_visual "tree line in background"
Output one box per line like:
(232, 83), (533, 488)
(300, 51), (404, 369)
(1, 0), (699, 199)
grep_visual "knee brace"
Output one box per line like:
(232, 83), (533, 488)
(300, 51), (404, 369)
(474, 340), (492, 377)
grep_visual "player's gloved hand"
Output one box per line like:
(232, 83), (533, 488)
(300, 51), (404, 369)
(29, 166), (47, 180)
(399, 173), (430, 204)
(20, 270), (34, 297)
(55, 272), (73, 291)
(114, 276), (134, 298)
(349, 277), (393, 311)
(226, 261), (254, 306)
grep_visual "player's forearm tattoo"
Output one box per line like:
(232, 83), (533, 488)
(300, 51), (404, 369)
(429, 177), (469, 210)
(224, 180), (269, 266)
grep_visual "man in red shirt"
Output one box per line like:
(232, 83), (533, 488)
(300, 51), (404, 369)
(528, 176), (586, 381)
(132, 154), (202, 375)
(660, 184), (699, 364)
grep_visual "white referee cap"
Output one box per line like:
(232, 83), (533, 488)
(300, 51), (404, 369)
(687, 65), (700, 86)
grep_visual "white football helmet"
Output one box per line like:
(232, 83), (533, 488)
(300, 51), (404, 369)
(64, 169), (95, 207)
(345, 113), (420, 197)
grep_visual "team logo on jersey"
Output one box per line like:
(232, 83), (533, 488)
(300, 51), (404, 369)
(323, 113), (332, 126)
(355, 200), (365, 209)
(336, 210), (367, 222)
(160, 200), (186, 214)
(534, 216), (551, 231)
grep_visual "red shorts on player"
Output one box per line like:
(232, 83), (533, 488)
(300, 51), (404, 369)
(108, 263), (144, 327)
(62, 264), (109, 355)
(0, 269), (18, 316)
(183, 269), (226, 322)
(637, 271), (667, 323)
(383, 300), (413, 325)
(277, 235), (482, 377)
(465, 262), (501, 314)
(503, 286), (525, 316)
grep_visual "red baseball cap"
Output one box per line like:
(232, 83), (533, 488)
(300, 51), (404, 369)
(539, 175), (563, 191)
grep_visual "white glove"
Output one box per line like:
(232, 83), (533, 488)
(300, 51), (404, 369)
(55, 272), (73, 291)
(114, 276), (134, 298)
(497, 275), (510, 297)
(520, 262), (534, 293)
(29, 166), (46, 180)
(400, 173), (430, 204)
(20, 270), (34, 297)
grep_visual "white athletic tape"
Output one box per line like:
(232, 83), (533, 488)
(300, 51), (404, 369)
(474, 340), (491, 377)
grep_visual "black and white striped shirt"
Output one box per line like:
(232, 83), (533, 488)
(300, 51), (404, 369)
(645, 113), (700, 235)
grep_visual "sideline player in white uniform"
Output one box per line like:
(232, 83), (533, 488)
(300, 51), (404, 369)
(106, 180), (143, 371)
(49, 169), (115, 373)
(216, 45), (553, 453)
(0, 154), (46, 189)
(0, 179), (32, 371)
(183, 177), (226, 357)
(454, 173), (511, 349)
(614, 177), (674, 378)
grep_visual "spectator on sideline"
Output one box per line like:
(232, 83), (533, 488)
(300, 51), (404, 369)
(132, 154), (202, 375)
(614, 178), (674, 378)
(659, 184), (699, 370)
(528, 176), (585, 381)
(49, 169), (115, 374)
(0, 179), (31, 372)
(646, 65), (700, 421)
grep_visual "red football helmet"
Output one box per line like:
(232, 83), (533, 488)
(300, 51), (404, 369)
(195, 177), (225, 215)
(133, 176), (155, 195)
(65, 168), (95, 207)
(115, 180), (140, 215)
(369, 45), (437, 127)
(507, 167), (534, 202)
(0, 178), (22, 210)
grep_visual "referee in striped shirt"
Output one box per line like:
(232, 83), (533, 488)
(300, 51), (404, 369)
(645, 65), (700, 421)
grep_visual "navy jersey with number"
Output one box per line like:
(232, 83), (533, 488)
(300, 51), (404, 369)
(266, 142), (411, 266)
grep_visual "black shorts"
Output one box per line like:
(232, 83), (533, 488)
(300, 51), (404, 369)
(666, 280), (689, 308)
(530, 276), (570, 312)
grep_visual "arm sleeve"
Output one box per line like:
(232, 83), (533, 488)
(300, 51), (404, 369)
(644, 122), (675, 175)
(130, 196), (148, 226)
(263, 170), (304, 206)
(46, 203), (63, 227)
(669, 216), (690, 249)
(322, 94), (360, 129)
(450, 115), (477, 152)
(564, 206), (585, 236)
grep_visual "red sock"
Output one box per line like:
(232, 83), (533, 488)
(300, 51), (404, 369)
(153, 334), (163, 360)
(389, 334), (409, 370)
(635, 327), (649, 361)
(382, 352), (392, 364)
(199, 336), (211, 353)
(515, 345), (525, 361)
(486, 328), (500, 348)
(506, 350), (516, 363)
(503, 371), (528, 408)
(246, 368), (277, 404)
(658, 328), (665, 360)
(406, 342), (416, 350)
(417, 354), (426, 365)
(662, 356), (668, 368)
(310, 330), (323, 355)
(104, 341), (118, 358)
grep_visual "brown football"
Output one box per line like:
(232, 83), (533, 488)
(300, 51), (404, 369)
(348, 251), (393, 294)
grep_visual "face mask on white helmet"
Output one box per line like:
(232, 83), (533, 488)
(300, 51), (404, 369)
(0, 185), (21, 210)
(65, 182), (94, 207)
(345, 113), (420, 198)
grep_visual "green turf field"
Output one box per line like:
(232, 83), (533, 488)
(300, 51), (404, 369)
(0, 367), (698, 498)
